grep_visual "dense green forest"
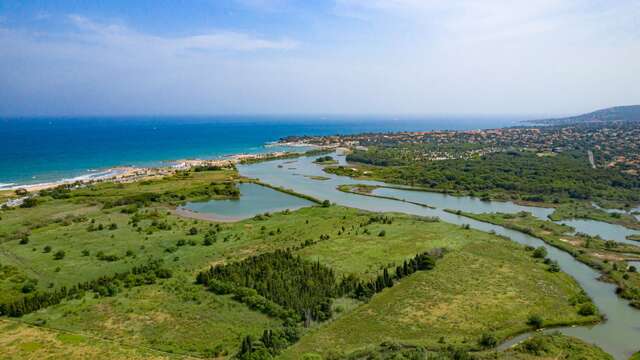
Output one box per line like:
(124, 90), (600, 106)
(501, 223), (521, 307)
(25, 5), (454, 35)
(342, 150), (640, 205)
(197, 249), (336, 323)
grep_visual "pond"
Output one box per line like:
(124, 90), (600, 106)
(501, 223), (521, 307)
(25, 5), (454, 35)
(180, 183), (314, 221)
(238, 152), (640, 360)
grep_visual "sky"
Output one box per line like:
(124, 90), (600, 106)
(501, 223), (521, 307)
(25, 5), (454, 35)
(0, 0), (639, 117)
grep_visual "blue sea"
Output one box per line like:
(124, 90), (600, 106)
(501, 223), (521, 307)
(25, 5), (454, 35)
(0, 115), (523, 186)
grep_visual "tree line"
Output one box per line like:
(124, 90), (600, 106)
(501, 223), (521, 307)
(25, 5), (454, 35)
(0, 259), (172, 317)
(338, 249), (442, 301)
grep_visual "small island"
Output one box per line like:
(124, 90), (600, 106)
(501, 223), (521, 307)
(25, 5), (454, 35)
(313, 155), (338, 165)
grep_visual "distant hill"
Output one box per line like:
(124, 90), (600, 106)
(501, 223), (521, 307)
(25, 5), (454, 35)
(531, 105), (640, 125)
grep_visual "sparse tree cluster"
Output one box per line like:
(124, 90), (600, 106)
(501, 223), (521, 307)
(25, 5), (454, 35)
(237, 326), (300, 360)
(340, 250), (442, 301)
(0, 260), (172, 317)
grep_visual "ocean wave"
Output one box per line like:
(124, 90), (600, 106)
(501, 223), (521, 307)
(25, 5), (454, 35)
(59, 169), (126, 183)
(2, 168), (128, 190)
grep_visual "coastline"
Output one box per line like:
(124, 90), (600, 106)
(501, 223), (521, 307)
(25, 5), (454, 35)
(0, 141), (319, 196)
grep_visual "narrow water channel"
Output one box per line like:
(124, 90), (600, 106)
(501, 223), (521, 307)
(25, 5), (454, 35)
(238, 152), (640, 359)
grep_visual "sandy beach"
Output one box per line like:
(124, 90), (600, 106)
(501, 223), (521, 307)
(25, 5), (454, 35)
(0, 144), (317, 196)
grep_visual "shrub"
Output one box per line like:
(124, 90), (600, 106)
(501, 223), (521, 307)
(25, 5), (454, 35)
(43, 245), (52, 253)
(478, 333), (497, 348)
(578, 303), (596, 316)
(378, 230), (386, 237)
(155, 268), (172, 279)
(547, 260), (561, 273)
(527, 314), (544, 329)
(532, 246), (547, 259)
(53, 250), (65, 260)
(519, 336), (547, 355)
(96, 251), (119, 262)
(20, 198), (38, 208)
(21, 281), (37, 294)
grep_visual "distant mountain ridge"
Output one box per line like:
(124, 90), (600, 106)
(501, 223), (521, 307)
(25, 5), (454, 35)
(531, 105), (640, 125)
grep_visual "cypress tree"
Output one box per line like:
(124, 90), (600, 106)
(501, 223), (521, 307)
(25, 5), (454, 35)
(240, 335), (253, 356)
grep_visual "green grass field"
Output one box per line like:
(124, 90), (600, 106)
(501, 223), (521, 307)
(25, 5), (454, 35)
(282, 229), (598, 359)
(450, 210), (640, 309)
(20, 275), (281, 357)
(0, 168), (609, 358)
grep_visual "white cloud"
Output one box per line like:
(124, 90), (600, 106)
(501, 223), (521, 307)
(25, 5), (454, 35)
(66, 14), (298, 52)
(0, 3), (639, 116)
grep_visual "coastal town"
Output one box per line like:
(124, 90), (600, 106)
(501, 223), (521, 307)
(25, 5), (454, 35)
(279, 121), (640, 175)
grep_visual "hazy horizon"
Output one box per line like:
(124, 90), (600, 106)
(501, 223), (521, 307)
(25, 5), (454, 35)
(1, 1), (639, 117)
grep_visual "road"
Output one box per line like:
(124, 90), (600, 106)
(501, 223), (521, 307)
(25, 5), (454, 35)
(588, 150), (596, 169)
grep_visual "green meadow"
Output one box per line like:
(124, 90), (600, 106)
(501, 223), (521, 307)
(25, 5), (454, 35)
(0, 167), (606, 358)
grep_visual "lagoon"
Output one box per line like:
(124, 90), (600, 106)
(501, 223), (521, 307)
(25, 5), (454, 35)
(181, 183), (313, 221)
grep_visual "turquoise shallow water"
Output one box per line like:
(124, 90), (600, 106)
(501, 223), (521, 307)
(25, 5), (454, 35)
(0, 115), (520, 186)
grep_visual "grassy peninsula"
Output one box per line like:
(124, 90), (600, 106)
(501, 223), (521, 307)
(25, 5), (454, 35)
(447, 210), (640, 309)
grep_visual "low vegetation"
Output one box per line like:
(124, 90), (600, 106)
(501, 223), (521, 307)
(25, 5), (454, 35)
(0, 166), (610, 358)
(0, 319), (177, 360)
(499, 332), (614, 360)
(325, 332), (613, 360)
(550, 202), (640, 230)
(449, 210), (640, 309)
